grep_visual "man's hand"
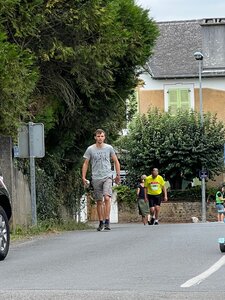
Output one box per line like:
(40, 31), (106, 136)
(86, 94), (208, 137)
(164, 196), (168, 202)
(115, 174), (120, 184)
(82, 178), (87, 186)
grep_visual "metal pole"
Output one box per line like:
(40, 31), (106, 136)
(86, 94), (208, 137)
(199, 60), (206, 222)
(201, 176), (206, 222)
(199, 60), (203, 126)
(28, 122), (37, 226)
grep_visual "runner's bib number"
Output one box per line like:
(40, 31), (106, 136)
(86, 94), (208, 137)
(150, 183), (159, 191)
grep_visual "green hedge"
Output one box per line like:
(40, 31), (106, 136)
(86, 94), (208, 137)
(113, 185), (137, 208)
(114, 184), (218, 207)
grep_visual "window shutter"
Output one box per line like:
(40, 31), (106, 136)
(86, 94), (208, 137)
(168, 89), (178, 114)
(168, 88), (191, 114)
(180, 89), (190, 110)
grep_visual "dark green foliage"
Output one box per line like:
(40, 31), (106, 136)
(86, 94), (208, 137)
(168, 187), (201, 202)
(0, 0), (158, 218)
(0, 32), (38, 137)
(113, 185), (137, 208)
(122, 109), (225, 189)
(36, 168), (61, 220)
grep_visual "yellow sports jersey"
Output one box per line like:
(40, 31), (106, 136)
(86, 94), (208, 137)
(144, 175), (165, 195)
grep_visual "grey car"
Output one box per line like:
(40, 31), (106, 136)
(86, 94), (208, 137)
(0, 177), (12, 260)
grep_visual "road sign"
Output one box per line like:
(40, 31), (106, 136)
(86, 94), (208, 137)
(13, 146), (19, 158)
(199, 170), (208, 179)
(17, 123), (45, 225)
(18, 123), (45, 158)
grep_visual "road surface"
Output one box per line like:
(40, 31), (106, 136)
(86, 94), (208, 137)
(1, 222), (225, 299)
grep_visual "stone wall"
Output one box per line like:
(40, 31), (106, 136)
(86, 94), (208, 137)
(119, 201), (217, 223)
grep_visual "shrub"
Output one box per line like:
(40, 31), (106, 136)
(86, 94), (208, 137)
(113, 184), (137, 208)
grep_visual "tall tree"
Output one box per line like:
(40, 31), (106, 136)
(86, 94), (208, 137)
(122, 109), (225, 189)
(0, 0), (158, 144)
(0, 0), (159, 218)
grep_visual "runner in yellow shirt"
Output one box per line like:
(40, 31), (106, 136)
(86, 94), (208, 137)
(144, 168), (168, 225)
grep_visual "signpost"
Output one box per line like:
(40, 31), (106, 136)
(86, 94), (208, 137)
(18, 123), (45, 225)
(199, 170), (208, 179)
(199, 169), (208, 223)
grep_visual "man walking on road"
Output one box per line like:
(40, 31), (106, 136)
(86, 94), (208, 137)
(82, 129), (120, 231)
(144, 168), (168, 225)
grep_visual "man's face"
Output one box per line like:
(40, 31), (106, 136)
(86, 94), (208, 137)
(95, 133), (105, 144)
(152, 169), (158, 178)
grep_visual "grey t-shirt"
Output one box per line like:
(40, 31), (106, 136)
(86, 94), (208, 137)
(83, 144), (115, 180)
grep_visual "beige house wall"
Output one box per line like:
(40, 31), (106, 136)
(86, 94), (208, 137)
(138, 87), (225, 123)
(197, 88), (225, 122)
(138, 90), (164, 114)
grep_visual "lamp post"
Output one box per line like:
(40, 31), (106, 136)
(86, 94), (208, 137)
(194, 51), (206, 222)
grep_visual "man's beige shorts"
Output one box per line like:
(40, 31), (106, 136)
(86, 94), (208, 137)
(91, 177), (112, 201)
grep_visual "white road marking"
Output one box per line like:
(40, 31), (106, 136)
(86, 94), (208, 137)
(181, 256), (225, 288)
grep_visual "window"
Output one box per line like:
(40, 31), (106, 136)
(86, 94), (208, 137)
(201, 21), (225, 70)
(164, 84), (194, 114)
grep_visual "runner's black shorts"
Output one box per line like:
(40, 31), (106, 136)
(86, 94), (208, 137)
(147, 194), (162, 207)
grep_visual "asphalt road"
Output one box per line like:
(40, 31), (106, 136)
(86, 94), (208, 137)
(1, 222), (225, 299)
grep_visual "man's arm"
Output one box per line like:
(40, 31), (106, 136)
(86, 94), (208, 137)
(144, 187), (148, 202)
(162, 185), (168, 201)
(111, 154), (120, 184)
(82, 158), (89, 186)
(137, 187), (140, 196)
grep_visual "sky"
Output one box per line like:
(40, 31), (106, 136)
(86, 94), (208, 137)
(135, 0), (225, 22)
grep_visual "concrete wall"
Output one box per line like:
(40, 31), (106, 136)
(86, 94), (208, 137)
(0, 136), (32, 227)
(0, 136), (14, 201)
(13, 168), (32, 227)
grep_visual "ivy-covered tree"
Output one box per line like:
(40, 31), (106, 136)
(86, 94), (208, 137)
(0, 0), (159, 156)
(0, 32), (38, 137)
(0, 0), (159, 219)
(122, 109), (225, 189)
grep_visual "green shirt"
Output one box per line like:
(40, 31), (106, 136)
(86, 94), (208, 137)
(216, 191), (223, 204)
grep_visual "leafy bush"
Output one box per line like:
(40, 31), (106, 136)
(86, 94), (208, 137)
(206, 186), (218, 202)
(122, 109), (225, 189)
(168, 186), (201, 202)
(113, 184), (137, 208)
(36, 168), (61, 220)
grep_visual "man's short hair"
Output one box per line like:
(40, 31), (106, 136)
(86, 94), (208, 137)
(94, 129), (106, 136)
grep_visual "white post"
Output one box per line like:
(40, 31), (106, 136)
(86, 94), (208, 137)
(28, 122), (37, 226)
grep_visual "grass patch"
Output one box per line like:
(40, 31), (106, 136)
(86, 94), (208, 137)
(11, 219), (94, 241)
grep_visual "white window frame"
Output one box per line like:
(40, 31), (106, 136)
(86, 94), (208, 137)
(164, 83), (195, 113)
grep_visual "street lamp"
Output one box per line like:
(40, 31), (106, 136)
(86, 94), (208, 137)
(194, 51), (206, 222)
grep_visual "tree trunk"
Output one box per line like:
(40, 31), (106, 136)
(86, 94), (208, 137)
(169, 175), (182, 190)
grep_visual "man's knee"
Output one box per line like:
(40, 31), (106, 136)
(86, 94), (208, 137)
(97, 200), (103, 206)
(104, 194), (111, 201)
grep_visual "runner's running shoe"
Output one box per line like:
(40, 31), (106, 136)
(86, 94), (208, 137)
(104, 224), (111, 230)
(97, 223), (104, 231)
(150, 217), (155, 225)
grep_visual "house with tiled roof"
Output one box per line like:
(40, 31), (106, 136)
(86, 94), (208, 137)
(138, 18), (225, 122)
